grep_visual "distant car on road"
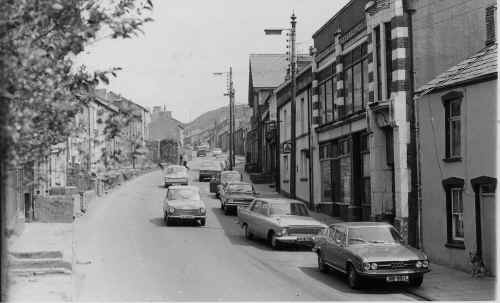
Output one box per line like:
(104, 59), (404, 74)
(211, 170), (241, 196)
(238, 198), (327, 249)
(197, 150), (207, 157)
(198, 161), (222, 182)
(220, 182), (256, 215)
(212, 148), (222, 156)
(163, 165), (189, 187)
(313, 222), (430, 289)
(163, 186), (206, 226)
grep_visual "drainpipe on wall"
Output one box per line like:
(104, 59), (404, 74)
(307, 85), (314, 210)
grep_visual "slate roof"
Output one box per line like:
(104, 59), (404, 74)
(417, 43), (497, 94)
(249, 54), (289, 88)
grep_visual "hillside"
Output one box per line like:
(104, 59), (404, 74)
(185, 104), (252, 132)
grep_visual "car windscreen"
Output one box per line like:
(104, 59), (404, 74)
(347, 226), (402, 245)
(221, 173), (240, 182)
(227, 184), (252, 193)
(166, 166), (186, 174)
(168, 188), (200, 200)
(269, 203), (309, 216)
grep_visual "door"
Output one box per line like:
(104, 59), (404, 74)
(254, 201), (271, 238)
(480, 191), (496, 276)
(322, 227), (336, 265)
(247, 201), (261, 236)
(328, 226), (347, 269)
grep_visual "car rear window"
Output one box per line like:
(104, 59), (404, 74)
(348, 226), (402, 245)
(269, 203), (309, 216)
(168, 188), (200, 200)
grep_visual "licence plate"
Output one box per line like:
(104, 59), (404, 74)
(386, 275), (409, 282)
(297, 236), (312, 241)
(180, 215), (195, 219)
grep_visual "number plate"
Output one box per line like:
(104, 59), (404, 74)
(386, 275), (409, 282)
(297, 236), (313, 241)
(180, 215), (195, 219)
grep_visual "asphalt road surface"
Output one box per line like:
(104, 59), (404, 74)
(73, 156), (422, 301)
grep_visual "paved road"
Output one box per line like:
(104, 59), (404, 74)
(73, 157), (420, 301)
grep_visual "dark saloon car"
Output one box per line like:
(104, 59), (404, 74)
(313, 222), (430, 289)
(212, 170), (242, 196)
(198, 161), (222, 182)
(219, 182), (255, 215)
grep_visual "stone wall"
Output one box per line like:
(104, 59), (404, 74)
(34, 195), (74, 223)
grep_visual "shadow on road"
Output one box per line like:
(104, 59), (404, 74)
(149, 217), (203, 227)
(299, 266), (418, 295)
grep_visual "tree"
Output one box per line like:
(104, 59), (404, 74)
(0, 0), (154, 166)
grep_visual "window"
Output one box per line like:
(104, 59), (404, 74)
(442, 177), (465, 248)
(319, 84), (325, 125)
(300, 98), (305, 134)
(443, 94), (462, 160)
(450, 188), (464, 241)
(384, 22), (392, 98)
(343, 43), (369, 116)
(283, 109), (288, 139)
(283, 155), (288, 170)
(375, 25), (382, 101)
(325, 79), (333, 122)
(300, 150), (308, 178)
(258, 202), (270, 216)
(334, 226), (346, 245)
(385, 128), (394, 166)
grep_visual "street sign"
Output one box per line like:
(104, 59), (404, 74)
(281, 142), (292, 154)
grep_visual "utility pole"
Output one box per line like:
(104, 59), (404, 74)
(213, 67), (235, 170)
(289, 13), (297, 198)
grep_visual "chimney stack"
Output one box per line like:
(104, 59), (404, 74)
(486, 5), (497, 46)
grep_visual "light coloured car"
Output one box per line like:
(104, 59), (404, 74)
(238, 198), (327, 249)
(213, 170), (242, 196)
(212, 148), (222, 155)
(164, 165), (189, 187)
(313, 222), (430, 289)
(198, 161), (222, 182)
(163, 186), (206, 226)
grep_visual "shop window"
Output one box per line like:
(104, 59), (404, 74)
(343, 43), (369, 116)
(442, 177), (465, 248)
(442, 92), (463, 161)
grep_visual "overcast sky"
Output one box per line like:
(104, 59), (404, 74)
(77, 0), (349, 123)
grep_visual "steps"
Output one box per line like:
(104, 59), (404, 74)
(8, 250), (72, 276)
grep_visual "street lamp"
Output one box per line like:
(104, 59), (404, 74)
(213, 67), (235, 170)
(264, 13), (297, 198)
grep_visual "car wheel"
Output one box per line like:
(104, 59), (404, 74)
(200, 218), (206, 226)
(347, 264), (362, 289)
(410, 275), (423, 287)
(269, 231), (280, 250)
(318, 251), (328, 273)
(243, 224), (253, 240)
(164, 214), (172, 226)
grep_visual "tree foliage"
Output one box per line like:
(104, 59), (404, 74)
(0, 0), (153, 165)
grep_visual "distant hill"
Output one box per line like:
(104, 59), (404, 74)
(185, 104), (252, 132)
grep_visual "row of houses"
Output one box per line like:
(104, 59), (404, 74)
(4, 89), (156, 235)
(246, 0), (497, 274)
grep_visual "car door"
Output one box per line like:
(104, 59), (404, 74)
(322, 227), (336, 265)
(330, 226), (347, 270)
(247, 200), (261, 236)
(254, 201), (270, 238)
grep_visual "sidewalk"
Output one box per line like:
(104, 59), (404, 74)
(238, 165), (496, 301)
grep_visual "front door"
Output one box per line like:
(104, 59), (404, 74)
(480, 191), (496, 276)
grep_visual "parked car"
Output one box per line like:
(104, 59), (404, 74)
(163, 165), (189, 187)
(198, 161), (222, 182)
(212, 148), (222, 156)
(238, 198), (327, 249)
(163, 186), (206, 226)
(211, 170), (242, 196)
(197, 150), (207, 157)
(220, 182), (256, 215)
(312, 222), (430, 289)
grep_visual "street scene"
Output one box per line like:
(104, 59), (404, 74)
(1, 0), (497, 301)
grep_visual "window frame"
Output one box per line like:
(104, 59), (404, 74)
(442, 91), (463, 162)
(442, 177), (465, 249)
(343, 43), (369, 118)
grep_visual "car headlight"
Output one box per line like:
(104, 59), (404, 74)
(168, 207), (175, 213)
(416, 261), (422, 268)
(363, 262), (371, 271)
(370, 262), (378, 270)
(277, 228), (288, 236)
(422, 260), (429, 268)
(200, 207), (206, 214)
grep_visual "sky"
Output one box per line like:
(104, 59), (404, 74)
(77, 0), (349, 123)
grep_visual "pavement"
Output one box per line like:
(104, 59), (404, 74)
(237, 164), (497, 301)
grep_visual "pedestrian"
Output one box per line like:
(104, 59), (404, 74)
(183, 160), (188, 169)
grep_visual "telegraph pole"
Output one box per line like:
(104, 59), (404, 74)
(229, 66), (236, 170)
(289, 13), (297, 198)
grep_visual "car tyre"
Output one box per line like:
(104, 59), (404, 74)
(200, 218), (206, 226)
(318, 251), (328, 273)
(410, 275), (423, 287)
(244, 224), (253, 240)
(269, 232), (280, 250)
(164, 214), (172, 226)
(347, 264), (362, 289)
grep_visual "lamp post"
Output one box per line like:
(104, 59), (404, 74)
(265, 13), (297, 198)
(213, 67), (235, 170)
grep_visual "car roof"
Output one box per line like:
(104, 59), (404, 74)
(226, 181), (251, 185)
(168, 185), (199, 191)
(329, 222), (394, 228)
(257, 198), (305, 205)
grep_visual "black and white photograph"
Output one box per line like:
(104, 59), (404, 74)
(0, 0), (497, 301)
